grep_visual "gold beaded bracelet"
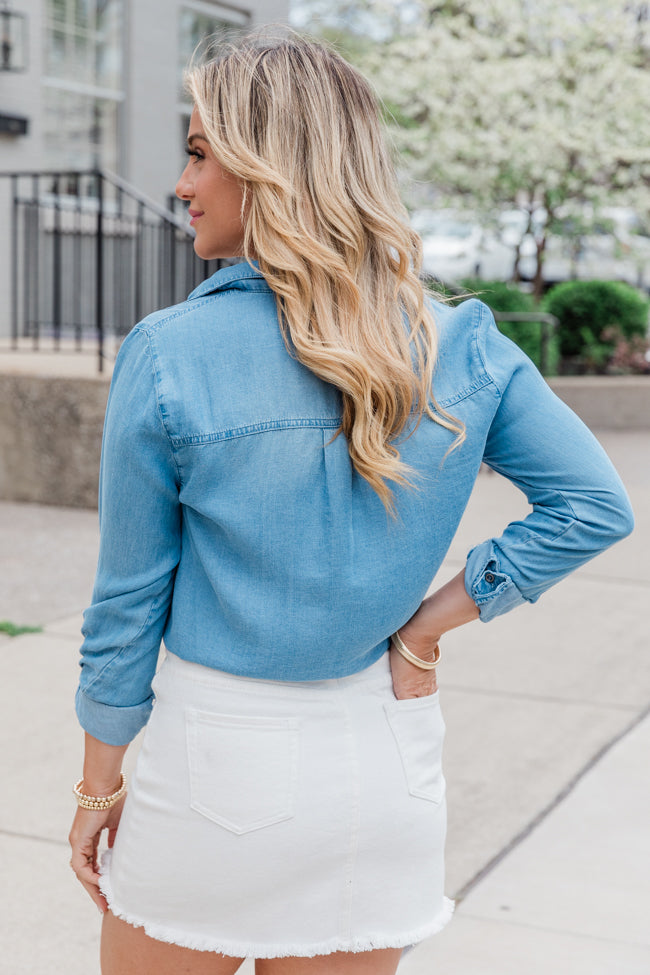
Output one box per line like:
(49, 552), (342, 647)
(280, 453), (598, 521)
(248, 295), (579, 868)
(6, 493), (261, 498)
(391, 630), (441, 670)
(73, 772), (127, 811)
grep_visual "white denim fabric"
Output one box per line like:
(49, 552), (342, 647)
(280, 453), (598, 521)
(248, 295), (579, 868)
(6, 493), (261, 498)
(99, 650), (454, 958)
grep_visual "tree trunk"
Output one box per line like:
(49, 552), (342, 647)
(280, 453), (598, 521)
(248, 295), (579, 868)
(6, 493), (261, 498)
(533, 235), (546, 302)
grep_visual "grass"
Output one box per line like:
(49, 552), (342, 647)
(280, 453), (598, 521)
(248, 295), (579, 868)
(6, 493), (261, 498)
(0, 620), (43, 637)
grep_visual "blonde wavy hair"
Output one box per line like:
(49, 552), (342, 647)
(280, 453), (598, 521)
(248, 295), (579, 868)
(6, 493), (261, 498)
(186, 31), (464, 513)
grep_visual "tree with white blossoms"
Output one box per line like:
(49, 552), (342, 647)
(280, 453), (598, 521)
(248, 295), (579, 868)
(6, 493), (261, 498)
(296, 0), (650, 295)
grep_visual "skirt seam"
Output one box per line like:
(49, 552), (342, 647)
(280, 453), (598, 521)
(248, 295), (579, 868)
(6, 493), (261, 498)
(338, 691), (362, 942)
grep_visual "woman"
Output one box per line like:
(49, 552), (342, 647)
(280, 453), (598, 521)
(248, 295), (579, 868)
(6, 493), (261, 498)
(69, 32), (633, 975)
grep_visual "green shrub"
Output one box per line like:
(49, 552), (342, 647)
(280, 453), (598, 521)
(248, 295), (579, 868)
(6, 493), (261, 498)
(0, 621), (42, 637)
(459, 279), (535, 314)
(544, 280), (649, 372)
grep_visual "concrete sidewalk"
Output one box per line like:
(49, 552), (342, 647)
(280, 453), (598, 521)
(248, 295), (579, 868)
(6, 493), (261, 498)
(0, 431), (648, 974)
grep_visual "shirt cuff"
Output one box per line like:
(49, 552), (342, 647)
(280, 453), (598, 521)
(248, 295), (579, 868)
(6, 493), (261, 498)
(75, 686), (153, 746)
(465, 542), (527, 622)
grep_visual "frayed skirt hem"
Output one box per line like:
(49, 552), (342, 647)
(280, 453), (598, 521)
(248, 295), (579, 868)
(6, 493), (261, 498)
(99, 854), (454, 959)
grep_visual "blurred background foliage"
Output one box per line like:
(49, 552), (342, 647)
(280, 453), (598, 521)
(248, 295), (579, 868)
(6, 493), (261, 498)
(290, 0), (650, 375)
(544, 280), (649, 373)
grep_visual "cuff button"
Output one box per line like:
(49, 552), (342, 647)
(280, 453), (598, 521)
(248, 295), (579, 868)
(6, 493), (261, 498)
(484, 571), (495, 583)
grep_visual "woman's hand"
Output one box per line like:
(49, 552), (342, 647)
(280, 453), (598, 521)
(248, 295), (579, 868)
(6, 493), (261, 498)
(389, 624), (440, 700)
(69, 797), (125, 913)
(390, 567), (480, 700)
(69, 735), (129, 912)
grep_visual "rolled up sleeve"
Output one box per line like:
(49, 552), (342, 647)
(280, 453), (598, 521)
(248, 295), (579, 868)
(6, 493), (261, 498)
(465, 310), (634, 621)
(76, 326), (181, 745)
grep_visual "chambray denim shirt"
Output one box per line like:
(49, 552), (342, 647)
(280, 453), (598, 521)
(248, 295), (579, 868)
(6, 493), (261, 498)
(76, 261), (634, 746)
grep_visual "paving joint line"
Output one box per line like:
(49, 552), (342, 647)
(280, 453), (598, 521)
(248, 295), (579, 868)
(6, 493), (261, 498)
(571, 572), (650, 589)
(452, 699), (650, 904)
(458, 911), (650, 950)
(0, 827), (68, 848)
(443, 683), (640, 711)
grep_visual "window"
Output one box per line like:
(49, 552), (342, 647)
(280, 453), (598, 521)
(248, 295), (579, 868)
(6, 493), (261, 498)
(42, 88), (119, 172)
(42, 0), (124, 171)
(178, 2), (250, 95)
(177, 3), (250, 177)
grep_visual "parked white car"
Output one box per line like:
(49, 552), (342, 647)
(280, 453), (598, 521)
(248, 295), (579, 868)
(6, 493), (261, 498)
(412, 206), (650, 289)
(411, 210), (516, 284)
(498, 206), (650, 289)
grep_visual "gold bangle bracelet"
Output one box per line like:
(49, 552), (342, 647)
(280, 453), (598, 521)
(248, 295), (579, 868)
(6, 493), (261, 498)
(73, 772), (127, 811)
(391, 630), (441, 670)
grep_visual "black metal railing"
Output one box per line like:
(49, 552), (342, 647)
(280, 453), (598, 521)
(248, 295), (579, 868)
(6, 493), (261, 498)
(2, 169), (224, 371)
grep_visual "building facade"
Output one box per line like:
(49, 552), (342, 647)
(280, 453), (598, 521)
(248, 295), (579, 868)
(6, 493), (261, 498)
(1, 0), (289, 199)
(0, 0), (289, 337)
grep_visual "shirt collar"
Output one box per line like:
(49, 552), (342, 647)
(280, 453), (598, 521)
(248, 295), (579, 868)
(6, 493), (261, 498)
(188, 260), (271, 300)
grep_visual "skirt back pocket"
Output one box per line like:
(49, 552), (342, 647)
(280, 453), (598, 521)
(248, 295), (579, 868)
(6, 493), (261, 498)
(186, 709), (299, 834)
(383, 693), (446, 804)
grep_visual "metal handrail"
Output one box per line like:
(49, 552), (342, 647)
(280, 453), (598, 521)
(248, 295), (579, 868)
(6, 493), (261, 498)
(100, 169), (192, 234)
(0, 167), (192, 233)
(2, 169), (219, 371)
(492, 311), (559, 326)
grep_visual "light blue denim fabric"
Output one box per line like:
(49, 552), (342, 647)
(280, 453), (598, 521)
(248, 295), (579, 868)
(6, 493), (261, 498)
(76, 261), (634, 745)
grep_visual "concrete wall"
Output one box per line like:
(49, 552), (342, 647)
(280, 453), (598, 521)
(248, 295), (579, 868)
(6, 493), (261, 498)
(548, 377), (650, 431)
(0, 372), (109, 507)
(0, 369), (647, 509)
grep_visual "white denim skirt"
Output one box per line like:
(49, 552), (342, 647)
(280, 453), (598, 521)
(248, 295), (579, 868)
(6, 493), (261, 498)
(99, 650), (453, 958)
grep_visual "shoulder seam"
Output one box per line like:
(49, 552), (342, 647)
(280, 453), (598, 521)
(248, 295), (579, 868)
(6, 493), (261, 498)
(133, 289), (273, 336)
(474, 300), (503, 399)
(142, 332), (183, 485)
(433, 298), (496, 408)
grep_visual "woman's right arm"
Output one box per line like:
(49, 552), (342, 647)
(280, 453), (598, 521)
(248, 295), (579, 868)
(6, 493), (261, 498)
(71, 325), (182, 906)
(69, 734), (128, 912)
(76, 325), (182, 748)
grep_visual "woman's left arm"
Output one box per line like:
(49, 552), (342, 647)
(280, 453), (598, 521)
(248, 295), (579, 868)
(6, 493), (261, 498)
(464, 311), (634, 622)
(391, 306), (634, 692)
